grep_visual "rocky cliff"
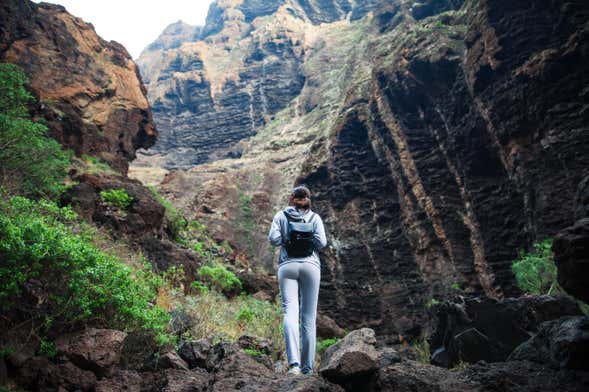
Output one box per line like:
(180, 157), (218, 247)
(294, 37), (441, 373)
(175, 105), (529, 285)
(0, 0), (156, 173)
(139, 0), (589, 340)
(134, 0), (394, 170)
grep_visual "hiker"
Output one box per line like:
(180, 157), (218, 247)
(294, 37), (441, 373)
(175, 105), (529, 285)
(268, 185), (327, 375)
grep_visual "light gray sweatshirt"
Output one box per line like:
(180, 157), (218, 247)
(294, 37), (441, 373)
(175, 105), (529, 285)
(267, 206), (327, 269)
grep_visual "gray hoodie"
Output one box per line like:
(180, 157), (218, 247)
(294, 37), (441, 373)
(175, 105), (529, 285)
(267, 206), (327, 268)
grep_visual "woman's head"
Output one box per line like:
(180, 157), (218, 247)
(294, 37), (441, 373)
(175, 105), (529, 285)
(289, 185), (311, 210)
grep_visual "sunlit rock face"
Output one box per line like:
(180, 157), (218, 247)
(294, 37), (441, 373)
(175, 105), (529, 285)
(135, 0), (386, 169)
(0, 0), (157, 174)
(137, 0), (589, 340)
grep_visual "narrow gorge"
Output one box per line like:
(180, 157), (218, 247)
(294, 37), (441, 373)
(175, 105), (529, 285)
(1, 0), (589, 391)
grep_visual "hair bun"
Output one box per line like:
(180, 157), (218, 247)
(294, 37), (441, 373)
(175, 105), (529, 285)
(292, 185), (311, 199)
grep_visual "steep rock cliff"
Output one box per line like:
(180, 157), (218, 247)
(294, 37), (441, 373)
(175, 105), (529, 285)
(133, 0), (391, 170)
(0, 0), (157, 173)
(138, 0), (589, 339)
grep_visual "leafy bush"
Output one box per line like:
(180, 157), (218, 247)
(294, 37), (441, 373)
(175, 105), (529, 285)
(190, 281), (209, 294)
(99, 188), (133, 209)
(0, 195), (171, 343)
(317, 337), (339, 354)
(0, 63), (70, 197)
(236, 307), (254, 324)
(197, 264), (242, 294)
(512, 239), (557, 295)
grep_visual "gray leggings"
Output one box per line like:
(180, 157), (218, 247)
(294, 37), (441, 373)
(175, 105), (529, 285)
(278, 261), (320, 372)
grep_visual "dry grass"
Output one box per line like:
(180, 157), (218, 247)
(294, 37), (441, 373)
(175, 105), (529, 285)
(171, 289), (285, 360)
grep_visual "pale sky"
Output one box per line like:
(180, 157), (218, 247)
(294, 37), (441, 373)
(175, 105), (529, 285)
(32, 0), (214, 59)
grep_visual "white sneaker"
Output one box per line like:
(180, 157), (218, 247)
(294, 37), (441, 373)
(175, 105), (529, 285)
(287, 365), (301, 375)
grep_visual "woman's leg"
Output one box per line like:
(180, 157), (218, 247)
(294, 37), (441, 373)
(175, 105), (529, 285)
(299, 263), (320, 373)
(278, 263), (300, 367)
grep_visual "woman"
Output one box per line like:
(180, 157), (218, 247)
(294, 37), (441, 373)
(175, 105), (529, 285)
(268, 185), (327, 375)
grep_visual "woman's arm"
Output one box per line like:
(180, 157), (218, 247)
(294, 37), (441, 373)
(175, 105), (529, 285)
(268, 213), (283, 246)
(314, 215), (327, 250)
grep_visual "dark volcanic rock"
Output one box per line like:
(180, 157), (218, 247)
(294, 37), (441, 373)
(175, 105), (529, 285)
(297, 0), (589, 338)
(319, 328), (380, 388)
(178, 338), (213, 369)
(463, 360), (589, 392)
(554, 218), (589, 303)
(54, 328), (127, 377)
(509, 316), (589, 370)
(428, 295), (582, 367)
(317, 313), (347, 339)
(0, 0), (157, 174)
(376, 359), (477, 392)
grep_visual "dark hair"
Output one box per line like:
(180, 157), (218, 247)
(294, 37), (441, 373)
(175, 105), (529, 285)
(289, 185), (311, 210)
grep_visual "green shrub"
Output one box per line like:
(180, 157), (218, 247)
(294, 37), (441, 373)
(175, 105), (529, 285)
(0, 63), (70, 197)
(39, 339), (56, 358)
(197, 264), (242, 294)
(190, 281), (209, 294)
(317, 337), (339, 354)
(99, 188), (133, 209)
(236, 307), (254, 324)
(512, 239), (557, 295)
(0, 196), (171, 344)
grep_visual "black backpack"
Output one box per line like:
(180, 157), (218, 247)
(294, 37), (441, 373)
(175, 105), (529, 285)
(283, 210), (316, 258)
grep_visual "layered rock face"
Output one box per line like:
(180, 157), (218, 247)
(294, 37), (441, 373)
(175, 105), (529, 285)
(0, 0), (156, 173)
(134, 0), (388, 169)
(297, 0), (589, 337)
(139, 0), (589, 340)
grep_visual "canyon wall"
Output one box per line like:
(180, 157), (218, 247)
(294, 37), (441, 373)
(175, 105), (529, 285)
(0, 0), (156, 173)
(134, 0), (392, 169)
(144, 0), (589, 340)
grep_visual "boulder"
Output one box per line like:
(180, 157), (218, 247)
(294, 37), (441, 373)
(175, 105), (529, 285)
(177, 338), (212, 369)
(319, 328), (379, 388)
(375, 359), (476, 392)
(463, 360), (589, 392)
(428, 295), (581, 367)
(54, 328), (127, 377)
(237, 334), (272, 355)
(119, 331), (160, 371)
(317, 313), (346, 339)
(554, 218), (589, 303)
(17, 356), (96, 391)
(206, 340), (239, 371)
(157, 351), (189, 370)
(509, 316), (589, 370)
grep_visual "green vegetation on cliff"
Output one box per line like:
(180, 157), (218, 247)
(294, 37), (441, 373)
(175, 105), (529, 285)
(512, 239), (557, 295)
(0, 63), (70, 198)
(0, 62), (172, 345)
(0, 195), (171, 343)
